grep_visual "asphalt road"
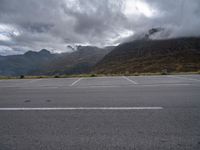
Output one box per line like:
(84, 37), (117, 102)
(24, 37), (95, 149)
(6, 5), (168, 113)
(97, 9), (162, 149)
(0, 75), (200, 150)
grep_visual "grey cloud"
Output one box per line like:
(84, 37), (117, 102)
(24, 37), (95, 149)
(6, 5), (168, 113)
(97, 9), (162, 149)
(62, 0), (127, 43)
(0, 0), (200, 55)
(142, 0), (200, 38)
(21, 23), (54, 34)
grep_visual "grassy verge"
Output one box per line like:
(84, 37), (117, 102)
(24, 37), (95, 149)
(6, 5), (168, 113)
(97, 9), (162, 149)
(0, 71), (199, 80)
(0, 74), (101, 80)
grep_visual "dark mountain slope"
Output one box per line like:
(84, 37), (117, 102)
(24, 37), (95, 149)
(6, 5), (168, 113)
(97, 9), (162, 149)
(37, 46), (113, 75)
(0, 46), (113, 76)
(0, 49), (55, 76)
(95, 37), (200, 74)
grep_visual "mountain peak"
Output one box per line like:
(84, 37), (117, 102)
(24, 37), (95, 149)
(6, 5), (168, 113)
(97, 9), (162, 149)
(39, 49), (51, 55)
(24, 50), (37, 56)
(24, 49), (51, 56)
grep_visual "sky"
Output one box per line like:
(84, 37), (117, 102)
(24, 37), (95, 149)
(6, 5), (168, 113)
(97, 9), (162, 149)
(0, 0), (200, 55)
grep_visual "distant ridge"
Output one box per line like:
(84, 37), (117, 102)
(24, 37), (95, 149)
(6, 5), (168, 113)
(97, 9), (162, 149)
(0, 46), (112, 76)
(95, 37), (200, 74)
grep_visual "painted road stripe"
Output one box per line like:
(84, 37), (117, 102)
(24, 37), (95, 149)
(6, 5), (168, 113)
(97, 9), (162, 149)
(168, 76), (200, 82)
(0, 107), (163, 111)
(70, 78), (83, 86)
(123, 76), (138, 84)
(138, 83), (191, 87)
(73, 83), (191, 89)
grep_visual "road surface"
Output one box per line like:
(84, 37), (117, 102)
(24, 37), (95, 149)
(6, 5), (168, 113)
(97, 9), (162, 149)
(0, 75), (200, 150)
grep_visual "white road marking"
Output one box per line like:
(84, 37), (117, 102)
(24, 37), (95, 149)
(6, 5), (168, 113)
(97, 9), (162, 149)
(28, 79), (42, 83)
(168, 76), (200, 82)
(73, 83), (190, 89)
(81, 85), (120, 88)
(0, 107), (163, 111)
(70, 78), (83, 86)
(25, 79), (42, 85)
(138, 83), (191, 87)
(123, 76), (138, 84)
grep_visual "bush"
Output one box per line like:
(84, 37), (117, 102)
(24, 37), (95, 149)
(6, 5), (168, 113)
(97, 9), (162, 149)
(90, 74), (97, 77)
(54, 75), (60, 78)
(133, 72), (140, 76)
(161, 69), (168, 75)
(20, 75), (25, 79)
(124, 71), (130, 76)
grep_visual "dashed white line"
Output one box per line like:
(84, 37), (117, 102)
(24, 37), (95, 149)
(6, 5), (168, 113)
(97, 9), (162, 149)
(123, 76), (138, 84)
(70, 78), (83, 86)
(0, 107), (163, 111)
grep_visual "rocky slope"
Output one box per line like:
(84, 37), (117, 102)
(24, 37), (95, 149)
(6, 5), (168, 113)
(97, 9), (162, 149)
(95, 37), (200, 74)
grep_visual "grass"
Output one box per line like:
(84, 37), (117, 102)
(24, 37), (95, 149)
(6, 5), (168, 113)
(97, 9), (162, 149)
(0, 71), (199, 80)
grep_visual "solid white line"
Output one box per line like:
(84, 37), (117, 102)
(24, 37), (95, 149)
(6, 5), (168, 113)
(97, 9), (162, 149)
(139, 83), (191, 87)
(28, 79), (42, 83)
(82, 85), (120, 88)
(20, 79), (42, 86)
(70, 78), (83, 86)
(123, 76), (138, 84)
(168, 76), (200, 82)
(0, 107), (163, 111)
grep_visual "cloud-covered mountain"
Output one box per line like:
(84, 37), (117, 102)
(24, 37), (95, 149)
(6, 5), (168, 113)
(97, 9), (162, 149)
(0, 0), (200, 75)
(36, 46), (114, 75)
(95, 37), (200, 74)
(0, 46), (113, 76)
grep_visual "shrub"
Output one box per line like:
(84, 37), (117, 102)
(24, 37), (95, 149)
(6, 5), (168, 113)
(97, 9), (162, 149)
(124, 71), (130, 76)
(54, 75), (60, 78)
(20, 75), (25, 79)
(90, 74), (97, 77)
(161, 69), (168, 75)
(133, 72), (140, 76)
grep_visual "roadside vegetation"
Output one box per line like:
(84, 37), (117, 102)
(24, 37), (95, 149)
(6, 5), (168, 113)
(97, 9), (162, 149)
(0, 71), (199, 80)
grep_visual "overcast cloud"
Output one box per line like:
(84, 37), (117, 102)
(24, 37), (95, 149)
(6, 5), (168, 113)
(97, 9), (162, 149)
(0, 0), (200, 55)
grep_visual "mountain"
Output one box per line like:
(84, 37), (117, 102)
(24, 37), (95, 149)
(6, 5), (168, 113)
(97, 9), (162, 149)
(0, 49), (55, 76)
(35, 46), (113, 75)
(127, 27), (166, 42)
(94, 37), (200, 74)
(0, 46), (113, 76)
(24, 49), (51, 57)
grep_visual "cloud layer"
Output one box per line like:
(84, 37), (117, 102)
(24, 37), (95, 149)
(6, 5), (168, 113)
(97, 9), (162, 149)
(0, 0), (200, 55)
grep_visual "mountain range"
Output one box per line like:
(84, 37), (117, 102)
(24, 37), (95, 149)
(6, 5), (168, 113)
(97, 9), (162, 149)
(0, 33), (200, 76)
(0, 46), (113, 76)
(95, 37), (200, 74)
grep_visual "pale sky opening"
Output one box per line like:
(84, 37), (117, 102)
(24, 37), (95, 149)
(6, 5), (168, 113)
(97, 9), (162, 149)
(124, 0), (157, 17)
(0, 24), (20, 41)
